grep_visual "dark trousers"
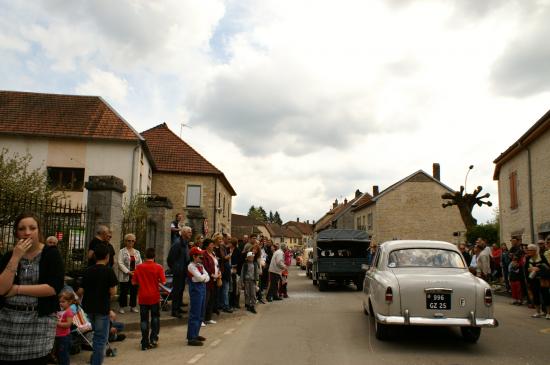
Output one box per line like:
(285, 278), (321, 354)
(187, 280), (206, 340)
(171, 271), (186, 314)
(267, 272), (281, 299)
(54, 335), (71, 365)
(119, 280), (138, 308)
(229, 273), (240, 307)
(204, 284), (218, 321)
(140, 303), (160, 347)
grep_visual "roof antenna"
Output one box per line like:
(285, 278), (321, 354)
(179, 122), (192, 138)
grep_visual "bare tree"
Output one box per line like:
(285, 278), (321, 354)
(442, 185), (492, 231)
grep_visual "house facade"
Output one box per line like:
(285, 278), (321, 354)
(141, 123), (236, 237)
(352, 166), (465, 244)
(283, 219), (314, 248)
(0, 90), (153, 205)
(493, 109), (550, 244)
(231, 214), (269, 239)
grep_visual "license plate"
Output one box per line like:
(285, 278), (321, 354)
(426, 293), (451, 310)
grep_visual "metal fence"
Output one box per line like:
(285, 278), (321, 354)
(0, 190), (96, 273)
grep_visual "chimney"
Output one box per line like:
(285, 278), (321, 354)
(433, 163), (440, 181)
(297, 217), (300, 222)
(306, 220), (309, 224)
(333, 199), (338, 209)
(355, 189), (362, 198)
(373, 185), (379, 197)
(344, 198), (348, 204)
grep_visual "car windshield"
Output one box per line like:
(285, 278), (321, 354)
(387, 248), (466, 268)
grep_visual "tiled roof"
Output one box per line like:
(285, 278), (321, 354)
(284, 225), (304, 239)
(142, 123), (236, 195)
(351, 193), (374, 212)
(265, 223), (285, 237)
(0, 90), (142, 141)
(231, 214), (264, 227)
(284, 221), (314, 235)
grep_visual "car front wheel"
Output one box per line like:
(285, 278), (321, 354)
(460, 327), (481, 343)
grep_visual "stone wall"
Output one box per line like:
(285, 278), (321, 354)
(151, 172), (233, 238)
(498, 127), (550, 243)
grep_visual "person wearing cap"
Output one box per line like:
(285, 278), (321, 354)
(187, 246), (209, 346)
(241, 251), (260, 313)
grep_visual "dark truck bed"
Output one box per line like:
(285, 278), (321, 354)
(312, 229), (370, 291)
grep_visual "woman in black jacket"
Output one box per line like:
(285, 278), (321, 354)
(0, 212), (65, 364)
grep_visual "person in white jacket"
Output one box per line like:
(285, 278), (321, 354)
(118, 233), (142, 313)
(267, 243), (287, 301)
(187, 246), (209, 346)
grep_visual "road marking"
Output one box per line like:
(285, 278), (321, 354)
(224, 328), (235, 335)
(210, 339), (221, 347)
(298, 273), (306, 277)
(187, 353), (205, 364)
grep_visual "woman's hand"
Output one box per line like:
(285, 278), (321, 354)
(4, 285), (18, 297)
(13, 238), (33, 258)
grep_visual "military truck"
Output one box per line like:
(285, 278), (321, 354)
(311, 229), (370, 291)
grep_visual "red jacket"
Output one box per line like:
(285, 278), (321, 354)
(202, 252), (217, 289)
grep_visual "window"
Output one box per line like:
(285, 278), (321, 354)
(367, 213), (373, 230)
(223, 196), (226, 217)
(47, 167), (85, 191)
(509, 171), (518, 210)
(186, 185), (201, 207)
(356, 217), (361, 229)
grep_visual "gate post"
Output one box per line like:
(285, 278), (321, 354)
(85, 176), (126, 255)
(146, 196), (173, 267)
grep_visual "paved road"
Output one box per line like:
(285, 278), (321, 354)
(74, 265), (550, 365)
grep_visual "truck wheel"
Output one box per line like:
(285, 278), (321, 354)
(374, 319), (391, 340)
(312, 275), (318, 286)
(460, 327), (481, 343)
(319, 280), (328, 292)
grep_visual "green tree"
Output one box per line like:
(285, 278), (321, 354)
(465, 222), (500, 245)
(257, 206), (268, 222)
(273, 211), (282, 225)
(0, 148), (60, 201)
(247, 205), (263, 222)
(268, 211), (274, 223)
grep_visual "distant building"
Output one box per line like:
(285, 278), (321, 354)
(141, 123), (236, 237)
(352, 164), (465, 244)
(283, 219), (314, 248)
(231, 214), (269, 239)
(493, 109), (550, 244)
(0, 90), (153, 205)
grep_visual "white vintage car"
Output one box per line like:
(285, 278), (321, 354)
(362, 240), (498, 343)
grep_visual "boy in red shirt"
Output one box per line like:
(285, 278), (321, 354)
(132, 247), (166, 350)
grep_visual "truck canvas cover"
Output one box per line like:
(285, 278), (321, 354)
(317, 229), (370, 242)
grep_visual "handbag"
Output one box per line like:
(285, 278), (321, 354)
(216, 276), (223, 287)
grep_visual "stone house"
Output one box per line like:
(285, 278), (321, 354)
(141, 123), (236, 237)
(283, 219), (315, 248)
(352, 165), (465, 244)
(314, 190), (368, 233)
(493, 109), (550, 244)
(0, 90), (153, 205)
(231, 213), (270, 239)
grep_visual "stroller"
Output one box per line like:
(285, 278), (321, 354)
(71, 305), (117, 358)
(159, 272), (174, 311)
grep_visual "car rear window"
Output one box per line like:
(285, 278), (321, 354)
(387, 248), (466, 268)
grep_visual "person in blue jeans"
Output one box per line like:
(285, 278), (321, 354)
(187, 246), (210, 346)
(78, 243), (118, 365)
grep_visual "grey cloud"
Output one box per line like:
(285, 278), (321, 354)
(490, 5), (550, 97)
(191, 70), (379, 156)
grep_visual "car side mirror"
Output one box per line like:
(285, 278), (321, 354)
(361, 264), (370, 271)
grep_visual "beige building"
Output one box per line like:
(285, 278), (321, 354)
(352, 166), (465, 244)
(493, 109), (550, 244)
(231, 214), (270, 239)
(0, 90), (153, 205)
(283, 219), (315, 248)
(142, 123), (236, 237)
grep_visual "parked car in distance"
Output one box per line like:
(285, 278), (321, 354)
(362, 240), (498, 343)
(301, 247), (313, 270)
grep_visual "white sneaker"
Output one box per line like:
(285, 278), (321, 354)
(531, 312), (544, 318)
(206, 320), (217, 324)
(201, 322), (206, 327)
(545, 314), (550, 320)
(131, 307), (139, 313)
(118, 308), (125, 314)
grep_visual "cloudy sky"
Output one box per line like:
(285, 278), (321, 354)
(2, 0), (549, 224)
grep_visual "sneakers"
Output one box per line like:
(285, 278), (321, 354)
(531, 312), (544, 318)
(201, 322), (206, 327)
(222, 308), (233, 313)
(188, 339), (203, 346)
(118, 308), (125, 314)
(546, 314), (550, 320)
(206, 320), (217, 324)
(195, 336), (206, 341)
(248, 306), (257, 314)
(131, 307), (139, 313)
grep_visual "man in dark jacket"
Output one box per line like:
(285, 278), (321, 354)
(167, 226), (191, 318)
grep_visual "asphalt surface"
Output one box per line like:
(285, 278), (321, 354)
(72, 265), (550, 365)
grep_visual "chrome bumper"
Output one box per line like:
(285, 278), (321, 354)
(375, 310), (498, 328)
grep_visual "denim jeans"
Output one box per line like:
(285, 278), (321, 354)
(217, 280), (230, 309)
(89, 313), (110, 365)
(55, 335), (71, 365)
(187, 280), (206, 340)
(139, 304), (160, 347)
